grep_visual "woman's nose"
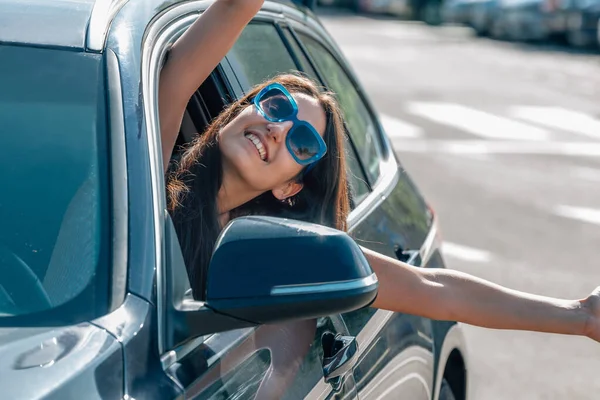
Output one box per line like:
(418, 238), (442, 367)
(266, 121), (293, 142)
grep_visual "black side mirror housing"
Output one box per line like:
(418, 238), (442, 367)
(206, 216), (377, 322)
(164, 216), (377, 349)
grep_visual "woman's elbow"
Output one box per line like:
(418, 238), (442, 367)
(371, 267), (438, 314)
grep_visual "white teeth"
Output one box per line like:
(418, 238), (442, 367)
(245, 132), (267, 161)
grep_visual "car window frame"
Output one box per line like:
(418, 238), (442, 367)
(142, 7), (360, 398)
(281, 24), (373, 206)
(296, 32), (384, 185)
(142, 6), (309, 367)
(142, 2), (403, 392)
(141, 4), (201, 358)
(284, 18), (400, 230)
(286, 25), (388, 180)
(139, 0), (325, 364)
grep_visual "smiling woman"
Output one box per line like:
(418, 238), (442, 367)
(159, 0), (600, 348)
(166, 72), (348, 299)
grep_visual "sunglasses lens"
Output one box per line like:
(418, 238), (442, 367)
(258, 88), (295, 120)
(289, 125), (321, 162)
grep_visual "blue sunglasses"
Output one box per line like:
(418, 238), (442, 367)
(254, 83), (327, 172)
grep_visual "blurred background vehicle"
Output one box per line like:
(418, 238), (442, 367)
(470, 0), (503, 35)
(494, 0), (550, 41)
(318, 0), (600, 48)
(317, 0), (358, 8)
(545, 0), (600, 46)
(442, 0), (478, 26)
(319, 0), (445, 24)
(357, 0), (414, 18)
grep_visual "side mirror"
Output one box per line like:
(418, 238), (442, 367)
(164, 216), (377, 349)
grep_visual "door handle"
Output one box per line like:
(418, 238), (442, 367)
(321, 332), (359, 385)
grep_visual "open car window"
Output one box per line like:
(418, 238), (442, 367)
(227, 22), (298, 89)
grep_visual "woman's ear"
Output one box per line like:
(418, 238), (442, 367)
(272, 181), (304, 201)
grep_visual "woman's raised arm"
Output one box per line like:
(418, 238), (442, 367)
(159, 0), (264, 173)
(362, 246), (600, 342)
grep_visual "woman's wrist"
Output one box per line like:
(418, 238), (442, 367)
(572, 299), (591, 337)
(580, 296), (596, 339)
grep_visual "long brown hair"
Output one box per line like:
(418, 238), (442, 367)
(167, 73), (349, 299)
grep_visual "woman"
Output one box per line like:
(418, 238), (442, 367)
(159, 0), (599, 343)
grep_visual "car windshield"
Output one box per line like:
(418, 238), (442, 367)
(0, 45), (110, 321)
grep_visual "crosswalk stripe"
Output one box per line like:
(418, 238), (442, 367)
(554, 205), (600, 226)
(442, 242), (492, 263)
(510, 106), (600, 140)
(391, 139), (600, 156)
(407, 102), (551, 141)
(379, 113), (423, 138)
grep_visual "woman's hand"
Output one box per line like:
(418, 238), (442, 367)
(583, 286), (600, 342)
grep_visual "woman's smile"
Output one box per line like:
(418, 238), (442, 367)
(244, 130), (269, 162)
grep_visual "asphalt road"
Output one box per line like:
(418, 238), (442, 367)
(318, 9), (600, 400)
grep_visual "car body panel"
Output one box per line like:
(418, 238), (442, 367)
(0, 323), (123, 399)
(93, 294), (179, 399)
(347, 198), (434, 399)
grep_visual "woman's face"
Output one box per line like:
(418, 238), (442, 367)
(219, 91), (327, 198)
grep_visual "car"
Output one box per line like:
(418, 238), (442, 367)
(545, 0), (600, 47)
(0, 0), (468, 399)
(317, 0), (359, 8)
(470, 0), (503, 36)
(356, 0), (414, 18)
(319, 0), (439, 23)
(442, 0), (479, 26)
(490, 0), (550, 40)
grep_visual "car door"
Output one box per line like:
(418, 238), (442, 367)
(145, 8), (359, 399)
(285, 19), (437, 399)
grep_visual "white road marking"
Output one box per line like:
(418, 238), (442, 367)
(442, 242), (492, 263)
(379, 114), (423, 139)
(510, 106), (600, 140)
(391, 139), (600, 156)
(407, 102), (550, 141)
(553, 205), (600, 225)
(341, 46), (419, 64)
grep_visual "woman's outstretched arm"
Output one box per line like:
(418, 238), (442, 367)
(362, 247), (599, 342)
(159, 0), (264, 173)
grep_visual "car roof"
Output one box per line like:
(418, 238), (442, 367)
(0, 0), (99, 49)
(0, 0), (313, 51)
